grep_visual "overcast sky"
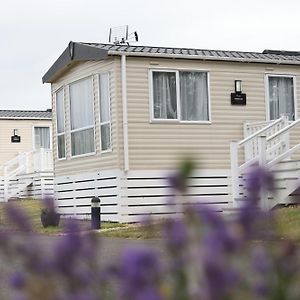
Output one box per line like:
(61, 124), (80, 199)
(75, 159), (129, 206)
(1, 0), (300, 110)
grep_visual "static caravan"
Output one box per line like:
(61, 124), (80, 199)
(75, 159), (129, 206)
(43, 42), (300, 222)
(0, 110), (54, 201)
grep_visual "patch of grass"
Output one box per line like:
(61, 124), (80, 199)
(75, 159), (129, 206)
(274, 206), (300, 242)
(100, 223), (162, 239)
(0, 199), (62, 233)
(0, 199), (123, 234)
(1, 200), (300, 240)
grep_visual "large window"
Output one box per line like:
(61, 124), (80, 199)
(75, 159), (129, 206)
(267, 75), (296, 121)
(56, 88), (65, 159)
(151, 70), (210, 122)
(99, 73), (111, 152)
(69, 77), (95, 156)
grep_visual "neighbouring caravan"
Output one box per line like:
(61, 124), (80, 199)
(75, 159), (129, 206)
(0, 110), (54, 201)
(43, 42), (300, 222)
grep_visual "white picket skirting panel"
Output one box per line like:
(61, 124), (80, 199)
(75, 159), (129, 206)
(120, 169), (231, 223)
(54, 169), (231, 223)
(0, 172), (54, 202)
(55, 170), (121, 222)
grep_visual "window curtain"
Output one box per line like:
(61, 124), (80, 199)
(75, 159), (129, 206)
(71, 129), (94, 156)
(100, 74), (110, 123)
(69, 77), (95, 156)
(269, 77), (294, 120)
(99, 73), (111, 151)
(153, 72), (177, 119)
(56, 89), (65, 158)
(34, 127), (50, 149)
(57, 135), (65, 159)
(101, 124), (111, 151)
(56, 89), (65, 134)
(70, 78), (94, 130)
(180, 72), (209, 121)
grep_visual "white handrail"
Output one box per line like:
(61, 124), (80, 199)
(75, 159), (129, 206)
(267, 118), (300, 142)
(268, 144), (300, 169)
(2, 149), (53, 201)
(230, 115), (297, 208)
(238, 117), (284, 147)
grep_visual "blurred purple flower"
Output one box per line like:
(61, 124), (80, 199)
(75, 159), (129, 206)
(203, 250), (239, 300)
(253, 281), (270, 297)
(245, 166), (274, 200)
(252, 246), (272, 274)
(5, 203), (32, 232)
(9, 272), (25, 290)
(163, 218), (187, 250)
(117, 247), (162, 300)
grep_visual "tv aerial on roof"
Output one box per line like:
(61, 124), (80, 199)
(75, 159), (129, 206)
(108, 25), (139, 45)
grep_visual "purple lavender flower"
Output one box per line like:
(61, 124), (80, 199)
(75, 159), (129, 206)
(203, 256), (239, 300)
(9, 272), (25, 290)
(117, 247), (162, 300)
(167, 160), (193, 192)
(53, 223), (82, 275)
(5, 203), (32, 232)
(245, 166), (274, 201)
(252, 246), (272, 274)
(163, 218), (187, 250)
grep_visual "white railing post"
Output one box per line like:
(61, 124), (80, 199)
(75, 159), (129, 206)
(282, 115), (290, 154)
(243, 122), (251, 161)
(258, 135), (268, 210)
(40, 148), (45, 171)
(230, 141), (240, 207)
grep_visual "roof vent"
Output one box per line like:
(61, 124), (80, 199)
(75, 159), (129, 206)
(46, 108), (52, 112)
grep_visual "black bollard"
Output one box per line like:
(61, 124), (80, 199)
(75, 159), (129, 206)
(91, 196), (101, 229)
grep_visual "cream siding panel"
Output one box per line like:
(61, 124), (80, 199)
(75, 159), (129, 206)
(125, 57), (300, 170)
(51, 59), (121, 176)
(0, 119), (52, 166)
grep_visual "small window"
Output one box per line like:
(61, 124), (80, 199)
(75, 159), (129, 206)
(267, 75), (296, 121)
(56, 88), (65, 159)
(69, 77), (95, 156)
(99, 73), (111, 152)
(34, 127), (50, 149)
(151, 70), (210, 122)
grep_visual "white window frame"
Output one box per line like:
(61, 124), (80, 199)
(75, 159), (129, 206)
(265, 73), (297, 121)
(149, 68), (211, 124)
(55, 87), (66, 160)
(69, 76), (96, 159)
(98, 73), (112, 153)
(32, 125), (52, 150)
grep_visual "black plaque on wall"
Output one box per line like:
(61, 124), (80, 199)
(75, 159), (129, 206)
(231, 93), (246, 105)
(11, 135), (21, 143)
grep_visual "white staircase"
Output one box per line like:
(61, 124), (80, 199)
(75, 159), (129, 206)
(230, 115), (300, 209)
(0, 149), (53, 201)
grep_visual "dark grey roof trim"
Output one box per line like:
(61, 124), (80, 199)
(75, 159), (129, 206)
(0, 110), (52, 120)
(263, 49), (300, 56)
(42, 42), (108, 83)
(43, 41), (300, 84)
